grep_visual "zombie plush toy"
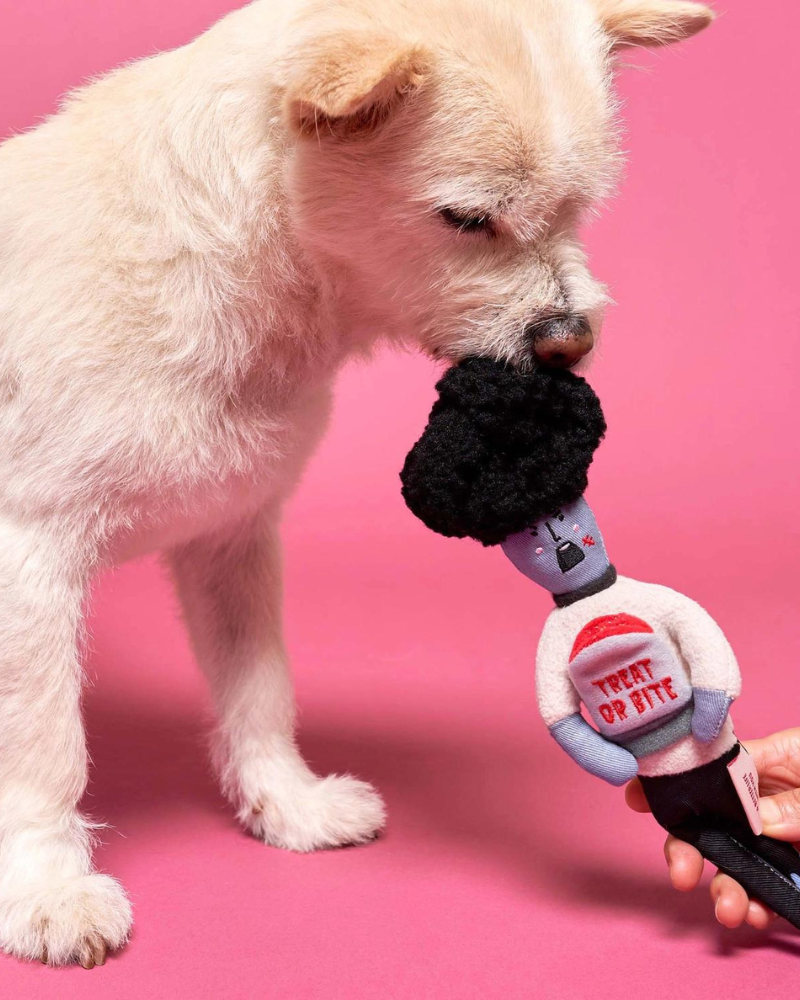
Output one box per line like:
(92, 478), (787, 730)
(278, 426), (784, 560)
(401, 357), (800, 929)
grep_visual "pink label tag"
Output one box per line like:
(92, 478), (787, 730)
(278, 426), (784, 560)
(727, 746), (763, 836)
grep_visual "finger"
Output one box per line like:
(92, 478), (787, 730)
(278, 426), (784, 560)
(625, 778), (651, 813)
(711, 872), (750, 928)
(743, 730), (800, 780)
(745, 899), (778, 930)
(664, 835), (704, 891)
(740, 735), (775, 773)
(759, 789), (800, 841)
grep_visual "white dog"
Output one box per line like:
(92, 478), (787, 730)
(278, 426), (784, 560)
(0, 0), (712, 967)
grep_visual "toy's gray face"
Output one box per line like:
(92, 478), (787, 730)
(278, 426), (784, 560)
(501, 497), (610, 595)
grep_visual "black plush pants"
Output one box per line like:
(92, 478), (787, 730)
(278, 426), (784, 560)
(640, 743), (800, 929)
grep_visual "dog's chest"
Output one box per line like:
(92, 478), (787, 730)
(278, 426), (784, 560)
(106, 379), (333, 564)
(111, 475), (271, 562)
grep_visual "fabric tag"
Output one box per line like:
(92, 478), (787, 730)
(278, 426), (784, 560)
(727, 746), (763, 836)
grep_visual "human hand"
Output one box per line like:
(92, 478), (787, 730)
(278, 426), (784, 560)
(626, 729), (800, 929)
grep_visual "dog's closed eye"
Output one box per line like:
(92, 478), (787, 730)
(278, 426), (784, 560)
(438, 207), (495, 236)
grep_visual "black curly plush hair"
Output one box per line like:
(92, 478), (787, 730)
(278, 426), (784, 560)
(400, 357), (606, 547)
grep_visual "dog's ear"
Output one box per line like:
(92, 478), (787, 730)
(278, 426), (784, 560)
(285, 29), (429, 137)
(597, 0), (715, 49)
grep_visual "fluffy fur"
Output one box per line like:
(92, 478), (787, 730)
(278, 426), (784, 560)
(0, 0), (713, 966)
(401, 359), (606, 545)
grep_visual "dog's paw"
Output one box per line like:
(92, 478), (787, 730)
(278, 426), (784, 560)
(242, 774), (386, 852)
(0, 873), (132, 967)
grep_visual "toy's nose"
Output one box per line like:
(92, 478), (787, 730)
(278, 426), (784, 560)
(527, 315), (594, 369)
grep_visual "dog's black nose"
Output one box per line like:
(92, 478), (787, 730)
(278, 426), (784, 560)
(527, 315), (594, 368)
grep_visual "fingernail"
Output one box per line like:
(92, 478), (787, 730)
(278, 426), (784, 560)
(760, 797), (781, 827)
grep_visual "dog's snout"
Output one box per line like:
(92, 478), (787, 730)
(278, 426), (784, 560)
(527, 315), (594, 369)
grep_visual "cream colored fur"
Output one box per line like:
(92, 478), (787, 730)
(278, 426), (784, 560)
(0, 0), (712, 966)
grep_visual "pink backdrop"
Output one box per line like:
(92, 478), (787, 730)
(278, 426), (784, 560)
(2, 1), (799, 996)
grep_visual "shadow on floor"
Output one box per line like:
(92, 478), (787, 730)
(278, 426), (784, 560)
(81, 686), (800, 956)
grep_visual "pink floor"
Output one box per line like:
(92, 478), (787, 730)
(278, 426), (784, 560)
(3, 0), (800, 997)
(5, 344), (800, 999)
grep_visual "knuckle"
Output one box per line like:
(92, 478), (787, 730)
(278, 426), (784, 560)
(778, 788), (800, 819)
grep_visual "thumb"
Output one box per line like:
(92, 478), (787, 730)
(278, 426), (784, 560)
(759, 789), (800, 840)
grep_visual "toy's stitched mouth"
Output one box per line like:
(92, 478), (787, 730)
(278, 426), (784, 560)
(557, 541), (585, 574)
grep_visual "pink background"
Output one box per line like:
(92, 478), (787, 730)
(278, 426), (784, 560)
(2, 1), (799, 996)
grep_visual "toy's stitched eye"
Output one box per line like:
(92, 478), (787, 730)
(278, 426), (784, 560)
(439, 207), (494, 235)
(557, 513), (565, 522)
(529, 528), (538, 537)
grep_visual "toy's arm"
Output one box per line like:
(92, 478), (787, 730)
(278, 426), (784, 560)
(662, 587), (742, 743)
(537, 614), (639, 786)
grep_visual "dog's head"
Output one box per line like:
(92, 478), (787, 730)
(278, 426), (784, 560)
(282, 0), (713, 370)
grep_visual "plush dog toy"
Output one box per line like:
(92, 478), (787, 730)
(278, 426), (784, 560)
(401, 358), (800, 929)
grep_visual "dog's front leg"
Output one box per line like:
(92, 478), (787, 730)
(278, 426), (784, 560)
(0, 524), (131, 967)
(169, 513), (386, 852)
